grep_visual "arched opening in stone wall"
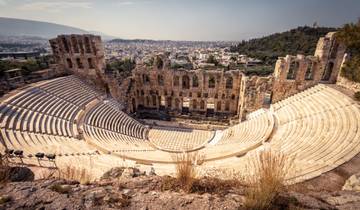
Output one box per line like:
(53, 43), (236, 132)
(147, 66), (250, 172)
(158, 75), (164, 86)
(88, 58), (94, 69)
(192, 99), (197, 109)
(216, 101), (222, 111)
(66, 58), (73, 68)
(174, 76), (179, 86)
(84, 37), (91, 53)
(62, 37), (70, 53)
(71, 36), (79, 53)
(143, 74), (150, 84)
(209, 76), (216, 88)
(200, 100), (205, 110)
(305, 61), (313, 80)
(76, 58), (83, 69)
(175, 98), (180, 110)
(226, 77), (233, 89)
(152, 95), (157, 107)
(166, 97), (172, 108)
(287, 60), (299, 80)
(322, 62), (334, 81)
(182, 75), (190, 89)
(155, 56), (164, 69)
(146, 96), (150, 106)
(225, 101), (230, 111)
(192, 75), (199, 87)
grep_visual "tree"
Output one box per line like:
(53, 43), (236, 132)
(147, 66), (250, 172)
(336, 22), (360, 82)
(206, 54), (219, 66)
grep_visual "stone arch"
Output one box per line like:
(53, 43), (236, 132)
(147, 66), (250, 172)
(62, 37), (70, 53)
(152, 95), (157, 106)
(143, 74), (150, 84)
(226, 76), (233, 89)
(305, 61), (313, 80)
(66, 58), (73, 68)
(175, 98), (180, 109)
(208, 76), (215, 88)
(155, 56), (164, 69)
(225, 101), (230, 111)
(166, 97), (172, 108)
(200, 100), (205, 110)
(192, 99), (197, 109)
(287, 60), (299, 80)
(182, 75), (190, 89)
(173, 76), (179, 86)
(216, 101), (222, 111)
(84, 37), (91, 53)
(146, 96), (150, 106)
(88, 58), (94, 69)
(192, 75), (199, 87)
(158, 75), (164, 86)
(322, 62), (334, 81)
(76, 58), (83, 69)
(71, 36), (79, 53)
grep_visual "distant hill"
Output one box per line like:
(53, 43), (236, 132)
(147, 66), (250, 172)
(0, 17), (116, 40)
(230, 26), (338, 65)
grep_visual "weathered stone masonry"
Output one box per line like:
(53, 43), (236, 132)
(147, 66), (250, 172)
(50, 32), (346, 122)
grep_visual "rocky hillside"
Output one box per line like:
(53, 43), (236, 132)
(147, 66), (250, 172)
(1, 166), (360, 210)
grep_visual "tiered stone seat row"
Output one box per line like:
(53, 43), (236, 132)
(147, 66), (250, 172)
(36, 75), (103, 107)
(201, 111), (274, 160)
(148, 126), (214, 152)
(268, 85), (360, 182)
(84, 101), (147, 139)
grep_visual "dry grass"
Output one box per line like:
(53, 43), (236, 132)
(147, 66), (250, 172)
(57, 165), (92, 184)
(167, 152), (206, 192)
(0, 154), (11, 184)
(244, 149), (294, 210)
(174, 152), (198, 192)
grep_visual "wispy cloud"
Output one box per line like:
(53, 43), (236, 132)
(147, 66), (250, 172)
(17, 1), (93, 12)
(116, 0), (151, 7)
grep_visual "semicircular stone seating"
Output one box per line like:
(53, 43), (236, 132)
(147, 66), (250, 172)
(0, 76), (128, 177)
(200, 84), (360, 183)
(1, 75), (360, 183)
(148, 126), (214, 152)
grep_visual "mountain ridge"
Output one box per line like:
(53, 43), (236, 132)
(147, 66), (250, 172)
(0, 17), (116, 40)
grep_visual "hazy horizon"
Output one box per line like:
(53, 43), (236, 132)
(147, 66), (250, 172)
(0, 0), (359, 41)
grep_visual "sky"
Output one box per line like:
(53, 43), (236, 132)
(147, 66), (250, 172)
(0, 0), (359, 41)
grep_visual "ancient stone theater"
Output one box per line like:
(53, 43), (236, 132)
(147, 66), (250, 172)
(1, 31), (360, 184)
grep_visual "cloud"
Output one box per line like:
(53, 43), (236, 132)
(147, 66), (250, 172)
(117, 1), (135, 6)
(0, 0), (8, 6)
(17, 1), (93, 12)
(116, 0), (151, 7)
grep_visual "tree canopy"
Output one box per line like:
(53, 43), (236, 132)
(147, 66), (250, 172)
(230, 26), (337, 65)
(336, 21), (360, 83)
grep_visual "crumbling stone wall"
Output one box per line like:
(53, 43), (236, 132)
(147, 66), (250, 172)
(239, 75), (273, 120)
(272, 32), (346, 102)
(49, 34), (107, 91)
(49, 32), (347, 122)
(128, 59), (242, 119)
